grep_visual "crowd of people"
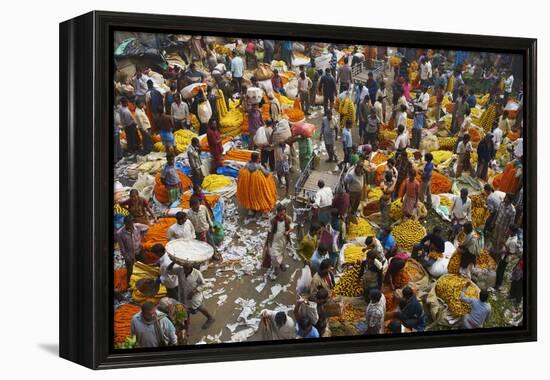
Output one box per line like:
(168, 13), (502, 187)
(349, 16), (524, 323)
(113, 35), (525, 348)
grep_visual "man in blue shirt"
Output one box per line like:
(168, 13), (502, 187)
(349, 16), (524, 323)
(466, 88), (477, 108)
(393, 286), (426, 331)
(420, 152), (434, 208)
(412, 226), (445, 267)
(461, 289), (491, 329)
(319, 68), (337, 115)
(296, 317), (320, 339)
(310, 245), (330, 274)
(377, 226), (396, 253)
(411, 105), (425, 149)
(340, 120), (353, 167)
(365, 72), (378, 106)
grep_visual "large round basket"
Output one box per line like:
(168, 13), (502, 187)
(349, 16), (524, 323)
(165, 239), (214, 265)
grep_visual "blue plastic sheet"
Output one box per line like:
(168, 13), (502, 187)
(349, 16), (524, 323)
(114, 214), (125, 229)
(175, 162), (192, 176)
(212, 199), (223, 224)
(216, 166), (239, 178)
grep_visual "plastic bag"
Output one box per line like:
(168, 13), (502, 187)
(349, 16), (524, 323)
(246, 87), (264, 104)
(272, 119), (292, 144)
(291, 122), (316, 138)
(296, 266), (312, 295)
(427, 258), (449, 278)
(198, 100), (212, 123)
(258, 79), (274, 96)
(181, 83), (206, 99)
(254, 126), (268, 146)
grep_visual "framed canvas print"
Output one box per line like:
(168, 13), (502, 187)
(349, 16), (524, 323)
(59, 11), (536, 369)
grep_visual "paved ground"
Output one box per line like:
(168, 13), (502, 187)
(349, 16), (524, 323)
(182, 66), (398, 344)
(184, 105), (353, 344)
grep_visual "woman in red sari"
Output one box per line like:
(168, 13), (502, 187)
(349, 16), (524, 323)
(400, 169), (420, 218)
(206, 119), (225, 173)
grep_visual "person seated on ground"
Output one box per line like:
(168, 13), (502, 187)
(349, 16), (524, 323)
(461, 288), (491, 329)
(310, 259), (335, 300)
(166, 260), (215, 330)
(310, 244), (330, 274)
(296, 317), (320, 339)
(297, 223), (320, 262)
(294, 288), (330, 337)
(363, 236), (385, 264)
(385, 253), (409, 290)
(458, 244), (477, 280)
(412, 225), (445, 266)
(389, 286), (426, 332)
(377, 226), (396, 254)
(119, 189), (157, 225)
(131, 301), (177, 348)
(359, 250), (383, 300)
(167, 211), (195, 241)
(259, 309), (296, 340)
(462, 222), (481, 257)
(365, 289), (387, 335)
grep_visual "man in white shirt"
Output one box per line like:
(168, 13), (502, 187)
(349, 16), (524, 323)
(394, 124), (409, 151)
(167, 211), (196, 241)
(151, 244), (179, 300)
(492, 125), (503, 150)
(504, 72), (514, 100)
(298, 71), (313, 115)
(419, 58), (432, 87)
(313, 179), (333, 224)
(374, 96), (384, 123)
(171, 94), (189, 130)
(513, 135), (523, 159)
(259, 309), (296, 340)
(450, 188), (472, 239)
(134, 71), (148, 102)
(231, 53), (244, 92)
(396, 104), (408, 129)
(134, 99), (151, 132)
(417, 86), (430, 112)
(483, 184), (506, 233)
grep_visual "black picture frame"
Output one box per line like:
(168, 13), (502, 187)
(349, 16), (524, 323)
(59, 10), (537, 369)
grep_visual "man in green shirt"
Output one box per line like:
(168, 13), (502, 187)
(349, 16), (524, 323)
(298, 135), (313, 171)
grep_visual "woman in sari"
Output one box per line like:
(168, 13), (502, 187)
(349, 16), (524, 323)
(119, 189), (157, 225)
(206, 119), (225, 173)
(400, 170), (420, 218)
